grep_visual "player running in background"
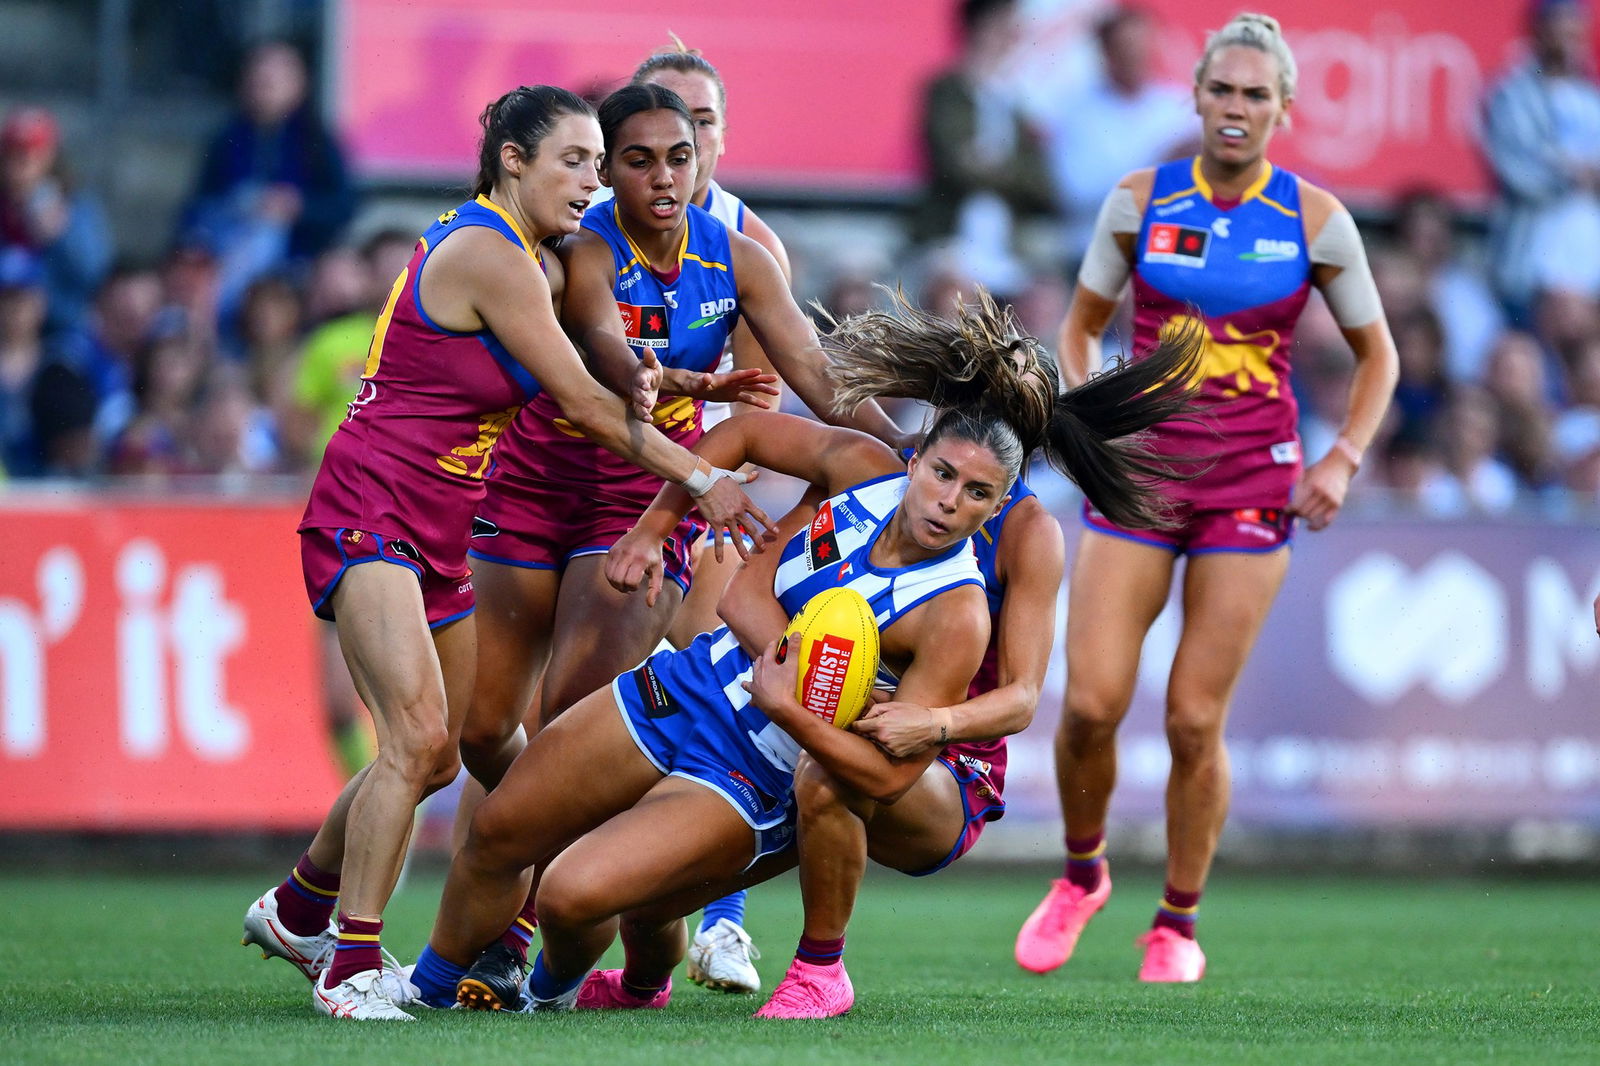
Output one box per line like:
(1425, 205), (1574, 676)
(403, 293), (1197, 1016)
(239, 85), (768, 1022)
(1014, 12), (1397, 984)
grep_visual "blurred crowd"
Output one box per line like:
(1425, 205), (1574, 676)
(4, 2), (1600, 519)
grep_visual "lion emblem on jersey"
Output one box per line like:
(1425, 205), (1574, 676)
(1162, 314), (1281, 399)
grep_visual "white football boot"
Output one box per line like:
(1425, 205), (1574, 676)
(242, 890), (336, 981)
(686, 918), (761, 993)
(313, 967), (414, 1021)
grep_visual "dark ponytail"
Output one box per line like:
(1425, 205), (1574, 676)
(1039, 317), (1207, 530)
(820, 284), (1204, 531)
(472, 85), (594, 198)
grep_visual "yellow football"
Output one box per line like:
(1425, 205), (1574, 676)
(786, 586), (881, 729)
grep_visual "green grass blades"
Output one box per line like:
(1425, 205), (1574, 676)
(1, 866), (1596, 1065)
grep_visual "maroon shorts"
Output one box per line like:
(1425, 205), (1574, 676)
(1081, 501), (1294, 555)
(906, 752), (1007, 877)
(301, 526), (475, 629)
(468, 475), (707, 594)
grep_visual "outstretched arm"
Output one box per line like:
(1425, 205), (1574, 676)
(605, 414), (899, 599)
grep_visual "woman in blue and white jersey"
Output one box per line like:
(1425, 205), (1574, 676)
(405, 293), (1200, 1014)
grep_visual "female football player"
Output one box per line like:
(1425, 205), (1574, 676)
(238, 85), (766, 1021)
(1015, 12), (1397, 983)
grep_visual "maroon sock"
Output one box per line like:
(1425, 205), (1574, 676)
(325, 912), (383, 986)
(1152, 884), (1201, 939)
(271, 852), (339, 937)
(796, 934), (845, 967)
(496, 893), (539, 964)
(1064, 832), (1107, 891)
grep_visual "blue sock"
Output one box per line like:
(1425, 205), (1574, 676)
(526, 950), (586, 1003)
(699, 890), (747, 933)
(409, 944), (467, 1008)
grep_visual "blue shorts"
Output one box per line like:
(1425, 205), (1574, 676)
(612, 650), (796, 867)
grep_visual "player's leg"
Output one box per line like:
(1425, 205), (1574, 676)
(306, 562), (467, 1018)
(754, 756), (958, 1019)
(528, 777), (760, 1009)
(535, 554), (684, 728)
(620, 844), (797, 987)
(456, 558), (559, 789)
(425, 685), (664, 971)
(1139, 546), (1288, 982)
(1016, 528), (1174, 974)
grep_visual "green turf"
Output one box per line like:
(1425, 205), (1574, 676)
(1, 865), (1595, 1065)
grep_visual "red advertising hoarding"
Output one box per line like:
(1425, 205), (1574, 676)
(0, 499), (341, 829)
(2, 492), (1597, 833)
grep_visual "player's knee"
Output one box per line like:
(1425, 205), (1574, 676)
(378, 715), (451, 786)
(794, 755), (847, 812)
(463, 794), (532, 872)
(1062, 687), (1126, 752)
(458, 717), (513, 774)
(534, 871), (607, 930)
(1164, 707), (1225, 766)
(420, 749), (462, 795)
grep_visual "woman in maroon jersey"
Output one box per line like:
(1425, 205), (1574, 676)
(237, 85), (768, 1022)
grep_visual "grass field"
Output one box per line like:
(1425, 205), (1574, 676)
(2, 864), (1596, 1065)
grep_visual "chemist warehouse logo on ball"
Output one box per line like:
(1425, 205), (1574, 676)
(802, 634), (856, 725)
(1144, 224), (1210, 267)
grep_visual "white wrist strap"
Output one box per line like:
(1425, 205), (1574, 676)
(681, 458), (743, 497)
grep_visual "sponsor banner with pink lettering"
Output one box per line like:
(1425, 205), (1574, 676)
(0, 501), (341, 829)
(1003, 517), (1600, 828)
(334, 0), (1582, 202)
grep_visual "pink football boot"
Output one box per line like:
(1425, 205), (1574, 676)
(1014, 864), (1112, 974)
(1136, 927), (1206, 982)
(575, 969), (672, 1009)
(754, 958), (854, 1019)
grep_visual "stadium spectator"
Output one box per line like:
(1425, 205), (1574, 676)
(0, 106), (112, 336)
(179, 40), (357, 325)
(108, 320), (214, 477)
(188, 364), (280, 476)
(1391, 188), (1505, 383)
(1378, 419), (1452, 513)
(912, 0), (1055, 296)
(28, 360), (100, 478)
(1427, 385), (1520, 515)
(289, 230), (413, 467)
(66, 265), (162, 445)
(1483, 329), (1559, 489)
(0, 246), (56, 476)
(1390, 308), (1450, 436)
(1040, 5), (1196, 260)
(1532, 286), (1600, 379)
(231, 274), (302, 447)
(1480, 0), (1600, 323)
